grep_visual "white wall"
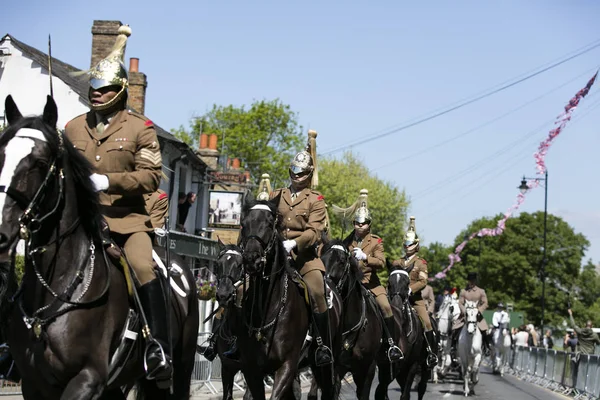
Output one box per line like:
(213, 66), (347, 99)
(0, 38), (89, 129)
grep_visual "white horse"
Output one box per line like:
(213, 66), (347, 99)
(492, 324), (512, 376)
(458, 300), (482, 397)
(433, 295), (460, 383)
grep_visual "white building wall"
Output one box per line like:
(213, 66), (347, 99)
(0, 38), (88, 129)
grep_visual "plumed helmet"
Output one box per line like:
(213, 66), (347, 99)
(256, 173), (272, 201)
(353, 189), (372, 224)
(75, 25), (131, 111)
(403, 216), (420, 256)
(290, 130), (318, 188)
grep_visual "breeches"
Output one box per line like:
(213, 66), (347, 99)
(113, 231), (155, 285)
(302, 269), (327, 313)
(413, 300), (433, 331)
(372, 289), (393, 318)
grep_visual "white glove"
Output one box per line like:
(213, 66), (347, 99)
(90, 173), (109, 191)
(352, 248), (367, 261)
(408, 287), (412, 296)
(283, 240), (297, 254)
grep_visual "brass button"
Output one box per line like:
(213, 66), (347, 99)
(287, 228), (290, 231)
(95, 155), (101, 161)
(287, 217), (291, 221)
(289, 207), (293, 210)
(97, 141), (101, 146)
(119, 145), (123, 150)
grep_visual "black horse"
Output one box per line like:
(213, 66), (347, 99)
(375, 268), (428, 400)
(0, 95), (199, 399)
(320, 239), (382, 400)
(237, 192), (320, 400)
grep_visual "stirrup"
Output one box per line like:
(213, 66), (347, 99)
(387, 339), (404, 362)
(144, 339), (171, 381)
(314, 342), (333, 367)
(426, 351), (439, 368)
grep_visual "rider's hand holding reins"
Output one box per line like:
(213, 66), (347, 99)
(90, 173), (109, 192)
(352, 248), (367, 261)
(283, 239), (297, 254)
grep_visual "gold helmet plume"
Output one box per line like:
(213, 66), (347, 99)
(404, 216), (420, 256)
(73, 24), (131, 111)
(331, 188), (370, 224)
(256, 173), (272, 201)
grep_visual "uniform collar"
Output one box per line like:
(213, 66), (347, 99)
(87, 109), (126, 140)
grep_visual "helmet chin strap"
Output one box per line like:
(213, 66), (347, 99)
(90, 83), (128, 112)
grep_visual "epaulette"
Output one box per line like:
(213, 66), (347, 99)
(127, 109), (154, 127)
(311, 190), (325, 201)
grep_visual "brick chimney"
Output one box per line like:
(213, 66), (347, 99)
(197, 133), (220, 170)
(128, 57), (147, 114)
(90, 20), (124, 68)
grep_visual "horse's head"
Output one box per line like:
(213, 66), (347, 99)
(215, 242), (244, 306)
(240, 191), (281, 276)
(464, 299), (479, 334)
(388, 268), (411, 303)
(321, 239), (362, 291)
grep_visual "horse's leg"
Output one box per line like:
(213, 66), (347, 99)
(270, 360), (298, 400)
(307, 376), (318, 400)
(98, 388), (126, 400)
(59, 368), (105, 400)
(21, 381), (48, 400)
(400, 364), (419, 400)
(375, 361), (392, 400)
(221, 363), (237, 400)
(417, 367), (429, 400)
(355, 362), (377, 400)
(244, 371), (266, 400)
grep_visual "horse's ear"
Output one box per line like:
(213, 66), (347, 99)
(5, 95), (23, 125)
(269, 190), (281, 209)
(243, 189), (255, 211)
(386, 258), (395, 272)
(217, 236), (225, 251)
(42, 95), (58, 128)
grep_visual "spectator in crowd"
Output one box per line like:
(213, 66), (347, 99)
(177, 191), (197, 232)
(542, 329), (554, 350)
(527, 324), (539, 347)
(435, 286), (451, 313)
(568, 309), (600, 355)
(564, 331), (578, 352)
(513, 325), (529, 347)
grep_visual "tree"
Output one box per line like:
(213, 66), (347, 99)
(318, 152), (409, 285)
(440, 212), (590, 328)
(172, 99), (304, 187)
(420, 242), (454, 293)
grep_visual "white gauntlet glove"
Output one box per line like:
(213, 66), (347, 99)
(90, 173), (109, 192)
(408, 287), (412, 296)
(283, 240), (297, 254)
(352, 248), (367, 261)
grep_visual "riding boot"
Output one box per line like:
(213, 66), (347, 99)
(450, 329), (459, 363)
(313, 311), (333, 367)
(425, 330), (439, 368)
(223, 307), (240, 360)
(384, 316), (403, 362)
(481, 330), (490, 357)
(202, 317), (221, 362)
(484, 330), (493, 357)
(138, 278), (173, 387)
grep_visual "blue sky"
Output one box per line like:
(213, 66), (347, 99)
(2, 1), (600, 264)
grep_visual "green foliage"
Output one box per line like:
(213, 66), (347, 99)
(420, 242), (454, 292)
(171, 99), (304, 187)
(440, 212), (590, 329)
(318, 152), (409, 285)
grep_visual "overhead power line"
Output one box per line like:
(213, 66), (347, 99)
(322, 38), (600, 156)
(370, 66), (598, 172)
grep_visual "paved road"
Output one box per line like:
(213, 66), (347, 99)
(302, 365), (570, 400)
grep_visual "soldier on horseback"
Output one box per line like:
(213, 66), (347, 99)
(64, 25), (172, 383)
(270, 130), (332, 366)
(451, 272), (492, 357)
(392, 216), (439, 368)
(342, 190), (403, 362)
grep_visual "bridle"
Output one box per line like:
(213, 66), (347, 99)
(0, 129), (109, 338)
(216, 248), (244, 301)
(388, 269), (409, 301)
(240, 204), (279, 276)
(324, 244), (352, 294)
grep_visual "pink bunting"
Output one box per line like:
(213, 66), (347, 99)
(431, 72), (598, 281)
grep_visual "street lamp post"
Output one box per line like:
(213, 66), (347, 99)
(518, 170), (548, 330)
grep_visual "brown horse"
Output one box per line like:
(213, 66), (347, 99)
(0, 95), (199, 399)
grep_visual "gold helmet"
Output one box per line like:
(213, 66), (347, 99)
(353, 189), (372, 224)
(256, 173), (272, 201)
(404, 216), (420, 256)
(290, 130), (318, 189)
(75, 25), (131, 111)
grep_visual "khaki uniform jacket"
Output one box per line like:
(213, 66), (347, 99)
(271, 187), (326, 274)
(458, 285), (489, 331)
(145, 189), (169, 229)
(421, 285), (435, 314)
(392, 255), (428, 300)
(65, 110), (161, 234)
(343, 231), (385, 294)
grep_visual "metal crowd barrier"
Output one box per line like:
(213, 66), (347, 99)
(504, 345), (600, 399)
(0, 380), (21, 396)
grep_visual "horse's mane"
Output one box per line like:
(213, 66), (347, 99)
(0, 117), (102, 241)
(321, 238), (364, 283)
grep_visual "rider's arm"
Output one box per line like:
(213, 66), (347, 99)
(294, 193), (326, 252)
(492, 312), (499, 327)
(458, 290), (466, 315)
(105, 121), (161, 195)
(478, 289), (488, 314)
(409, 259), (428, 294)
(366, 237), (385, 271)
